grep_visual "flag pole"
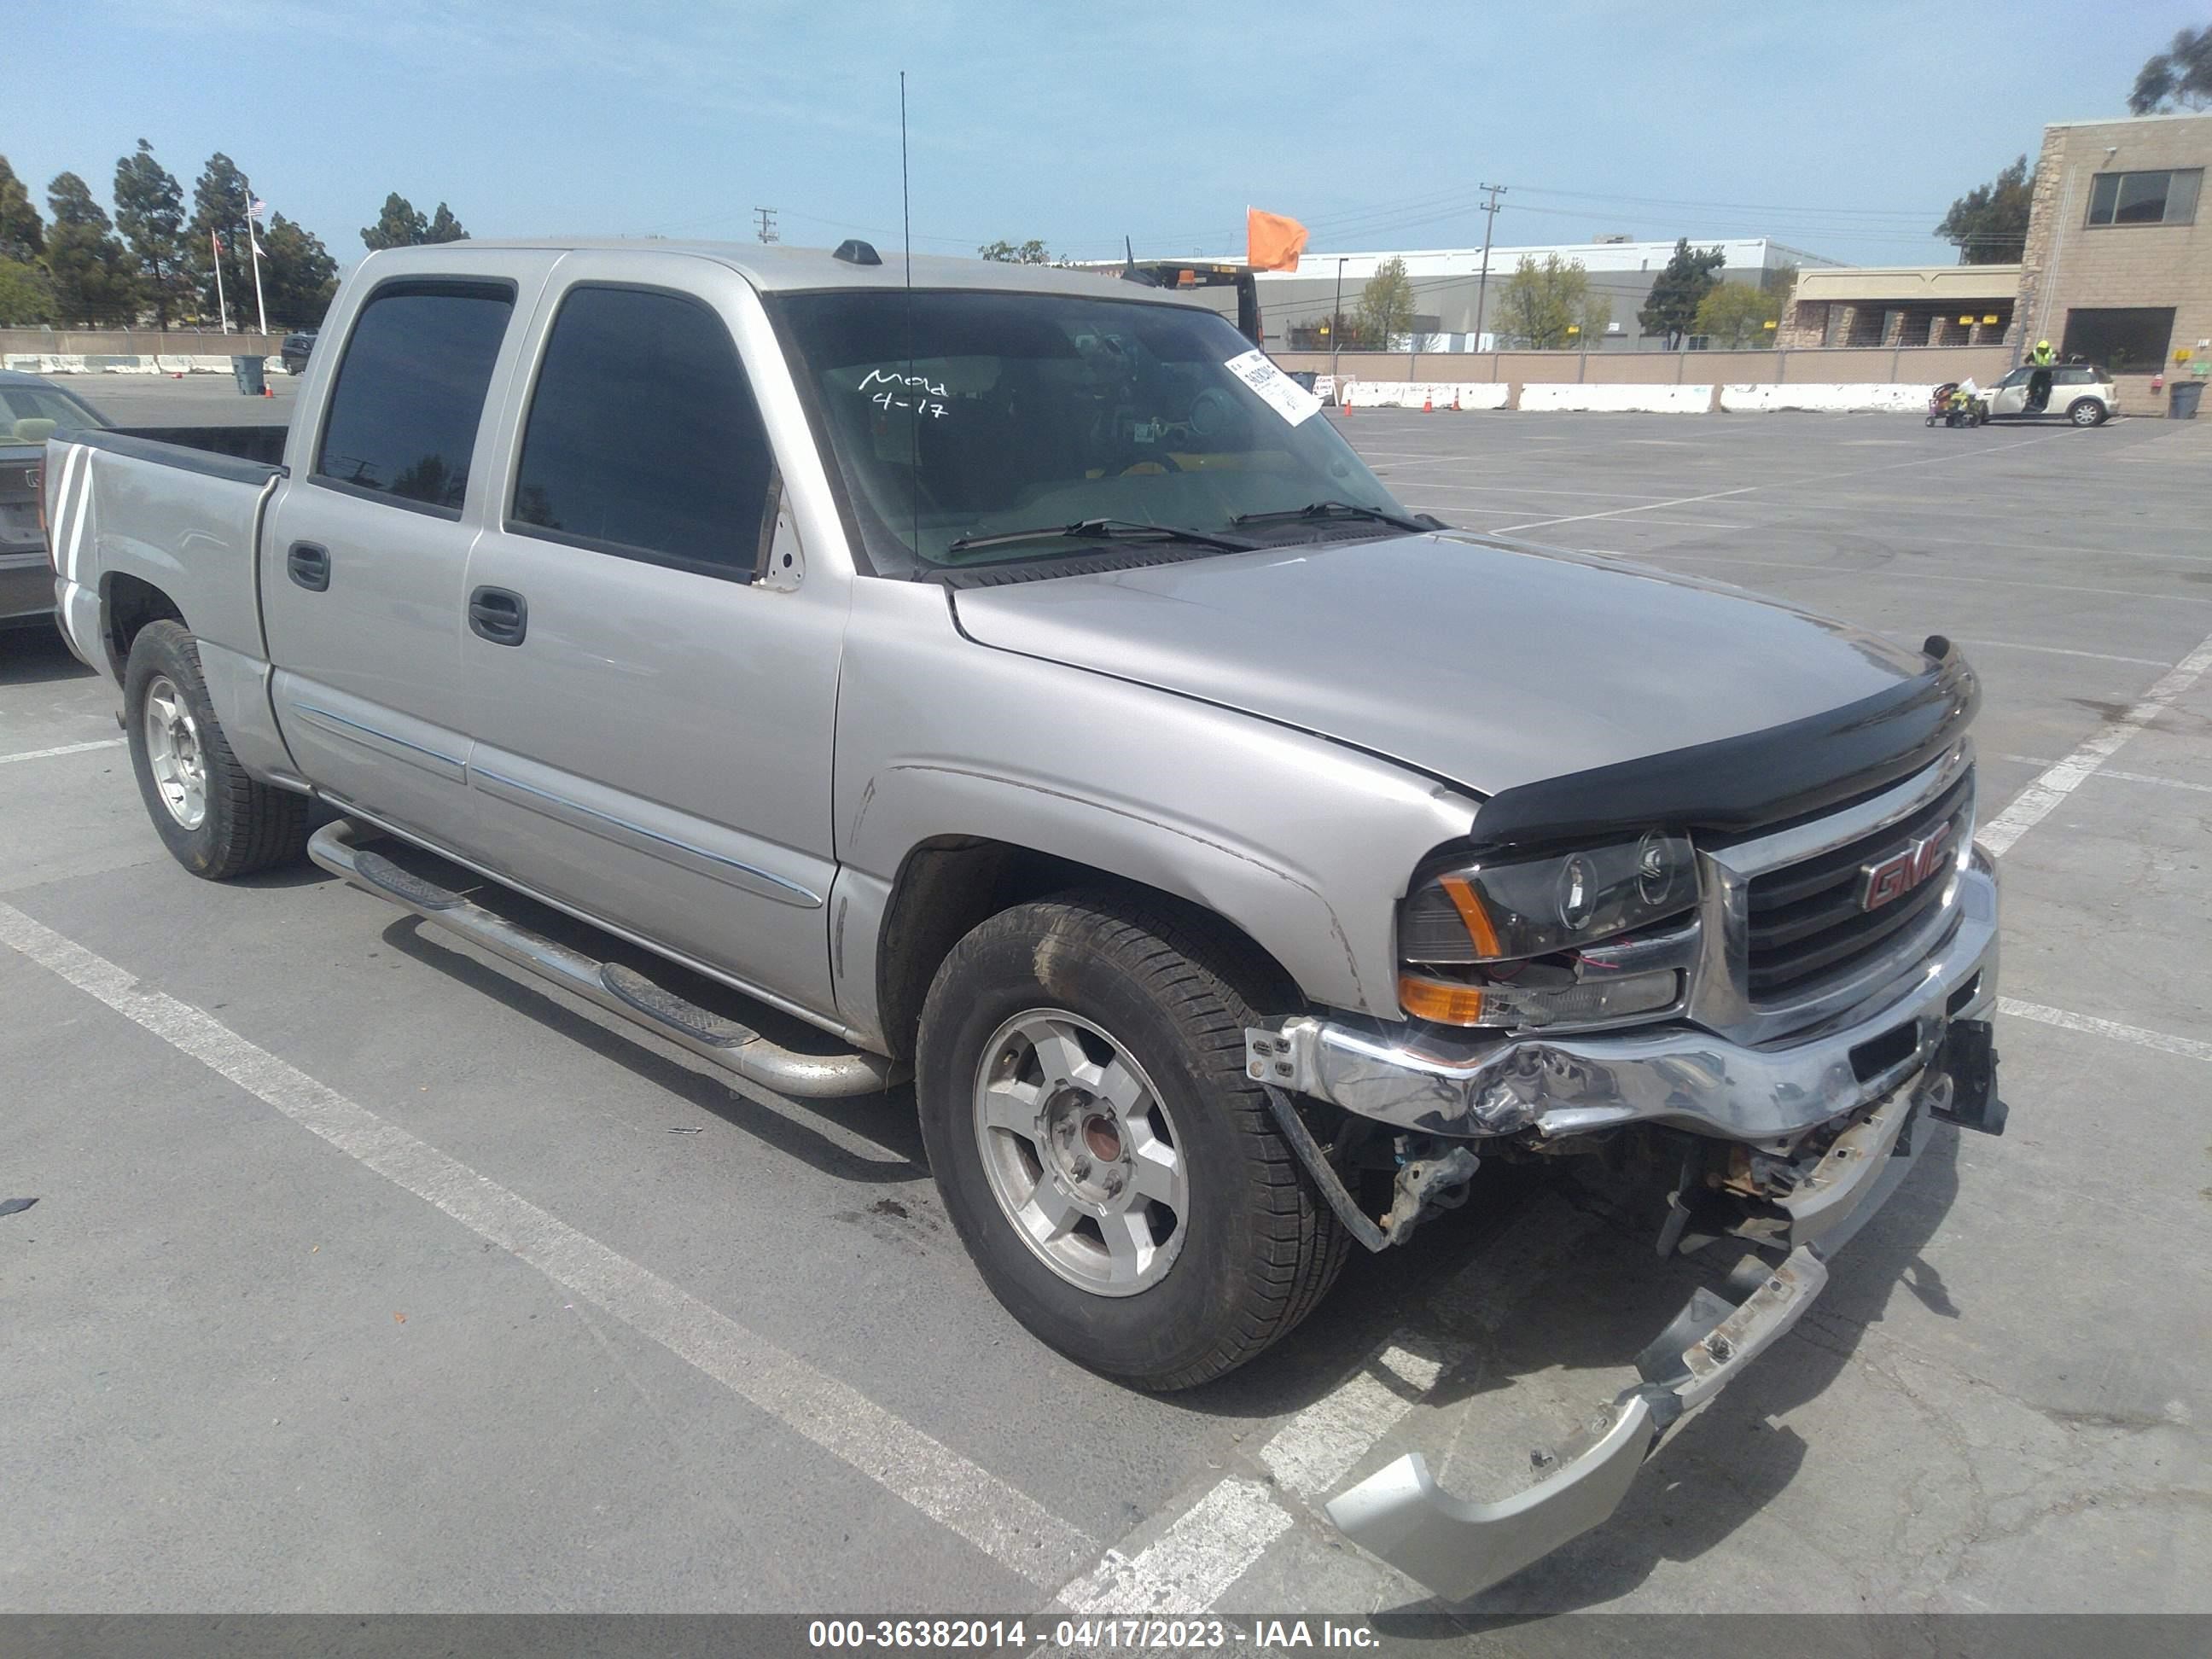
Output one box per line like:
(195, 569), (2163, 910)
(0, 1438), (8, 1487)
(212, 230), (231, 333)
(247, 189), (269, 335)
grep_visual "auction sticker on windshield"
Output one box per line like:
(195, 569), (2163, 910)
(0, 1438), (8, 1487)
(1224, 348), (1321, 427)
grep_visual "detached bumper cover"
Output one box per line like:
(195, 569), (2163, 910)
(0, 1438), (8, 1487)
(1322, 1061), (1974, 1601)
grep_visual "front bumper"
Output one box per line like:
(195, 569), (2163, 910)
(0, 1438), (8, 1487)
(1247, 850), (1999, 1144)
(1325, 1045), (1992, 1600)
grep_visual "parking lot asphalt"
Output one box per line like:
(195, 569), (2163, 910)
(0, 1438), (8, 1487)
(3, 387), (2207, 1619)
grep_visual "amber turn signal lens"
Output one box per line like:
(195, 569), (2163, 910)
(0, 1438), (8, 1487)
(1437, 874), (1504, 958)
(1398, 973), (1487, 1025)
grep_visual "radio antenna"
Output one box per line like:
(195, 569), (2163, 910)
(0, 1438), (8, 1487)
(900, 70), (920, 568)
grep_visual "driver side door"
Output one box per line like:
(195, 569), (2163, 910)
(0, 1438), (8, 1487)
(1987, 368), (2030, 418)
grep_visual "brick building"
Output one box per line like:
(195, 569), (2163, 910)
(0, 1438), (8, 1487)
(2016, 110), (2209, 405)
(1778, 265), (2018, 350)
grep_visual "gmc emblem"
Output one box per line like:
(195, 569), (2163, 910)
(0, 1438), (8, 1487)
(1859, 820), (1954, 911)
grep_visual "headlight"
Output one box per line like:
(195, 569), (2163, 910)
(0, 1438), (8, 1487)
(1397, 834), (1697, 1029)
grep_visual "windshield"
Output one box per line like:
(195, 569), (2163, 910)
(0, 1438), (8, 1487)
(774, 289), (1410, 574)
(0, 382), (108, 444)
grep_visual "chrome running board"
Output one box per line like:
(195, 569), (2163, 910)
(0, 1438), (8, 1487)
(307, 818), (900, 1099)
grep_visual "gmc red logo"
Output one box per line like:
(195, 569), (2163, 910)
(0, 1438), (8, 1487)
(1859, 821), (1954, 911)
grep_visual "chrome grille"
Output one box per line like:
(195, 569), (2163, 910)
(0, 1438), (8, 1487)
(1744, 771), (1972, 1002)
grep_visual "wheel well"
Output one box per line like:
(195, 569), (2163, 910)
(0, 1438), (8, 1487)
(102, 573), (186, 678)
(873, 836), (1301, 1059)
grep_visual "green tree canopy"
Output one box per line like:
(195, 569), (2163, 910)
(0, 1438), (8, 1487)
(361, 193), (430, 250)
(0, 257), (55, 326)
(260, 213), (339, 329)
(188, 152), (256, 329)
(426, 202), (468, 243)
(2130, 24), (2212, 112)
(1638, 239), (1726, 349)
(1356, 256), (1415, 348)
(44, 172), (141, 326)
(0, 156), (44, 264)
(113, 140), (189, 327)
(1935, 154), (2033, 265)
(978, 238), (1051, 263)
(1691, 281), (1783, 348)
(1498, 253), (1610, 349)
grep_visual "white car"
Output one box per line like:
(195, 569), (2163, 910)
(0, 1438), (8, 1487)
(1982, 361), (2117, 427)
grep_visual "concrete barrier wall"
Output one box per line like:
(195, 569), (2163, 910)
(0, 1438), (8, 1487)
(1342, 381), (1511, 410)
(1276, 343), (2016, 389)
(1720, 382), (1930, 413)
(1520, 383), (1714, 413)
(4, 353), (296, 375)
(0, 329), (285, 358)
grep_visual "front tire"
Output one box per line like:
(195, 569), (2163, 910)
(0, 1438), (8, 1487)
(124, 620), (308, 879)
(916, 892), (1348, 1390)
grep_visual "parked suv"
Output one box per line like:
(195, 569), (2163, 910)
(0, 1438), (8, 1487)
(1983, 361), (2116, 426)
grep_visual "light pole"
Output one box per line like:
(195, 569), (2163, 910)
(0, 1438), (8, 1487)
(1329, 256), (1344, 384)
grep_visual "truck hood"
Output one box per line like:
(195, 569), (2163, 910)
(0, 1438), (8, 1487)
(947, 533), (1936, 800)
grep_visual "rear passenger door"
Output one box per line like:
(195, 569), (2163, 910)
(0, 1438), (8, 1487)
(459, 256), (848, 1018)
(264, 265), (540, 847)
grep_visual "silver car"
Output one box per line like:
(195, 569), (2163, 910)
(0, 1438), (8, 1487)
(1, 370), (108, 632)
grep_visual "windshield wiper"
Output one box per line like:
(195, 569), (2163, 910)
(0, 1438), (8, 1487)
(942, 517), (1254, 557)
(1231, 500), (1435, 534)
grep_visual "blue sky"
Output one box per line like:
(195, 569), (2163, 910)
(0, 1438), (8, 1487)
(9, 0), (2199, 271)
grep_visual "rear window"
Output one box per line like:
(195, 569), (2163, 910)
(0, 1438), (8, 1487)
(314, 280), (514, 515)
(508, 284), (776, 577)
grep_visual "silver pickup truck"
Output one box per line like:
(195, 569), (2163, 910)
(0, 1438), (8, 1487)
(42, 239), (2005, 1598)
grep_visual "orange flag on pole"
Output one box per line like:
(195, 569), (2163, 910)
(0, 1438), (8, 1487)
(1246, 207), (1308, 272)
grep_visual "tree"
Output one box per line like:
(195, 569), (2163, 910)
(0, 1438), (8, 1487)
(259, 213), (339, 329)
(426, 202), (468, 243)
(1497, 253), (1610, 349)
(1355, 256), (1415, 348)
(43, 173), (141, 327)
(978, 238), (1051, 263)
(1935, 154), (2033, 265)
(0, 258), (55, 326)
(361, 193), (429, 251)
(0, 155), (43, 264)
(2130, 24), (2212, 112)
(1638, 238), (1726, 349)
(1692, 281), (1783, 348)
(113, 140), (189, 327)
(188, 153), (256, 329)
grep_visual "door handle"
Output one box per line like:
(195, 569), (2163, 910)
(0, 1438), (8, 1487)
(469, 585), (528, 646)
(287, 541), (330, 591)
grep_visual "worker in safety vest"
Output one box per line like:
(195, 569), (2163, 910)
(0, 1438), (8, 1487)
(2028, 339), (2055, 411)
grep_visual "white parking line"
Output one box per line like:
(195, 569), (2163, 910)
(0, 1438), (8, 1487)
(1997, 754), (2212, 796)
(1977, 630), (2212, 858)
(1617, 548), (2212, 608)
(1953, 641), (2175, 669)
(0, 738), (125, 765)
(1998, 998), (2212, 1064)
(0, 898), (1097, 1588)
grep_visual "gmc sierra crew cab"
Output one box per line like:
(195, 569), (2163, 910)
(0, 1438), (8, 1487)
(41, 238), (2005, 1599)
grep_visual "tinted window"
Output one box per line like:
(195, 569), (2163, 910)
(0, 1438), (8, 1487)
(510, 286), (774, 575)
(2062, 307), (2175, 374)
(315, 282), (512, 513)
(2087, 169), (2202, 227)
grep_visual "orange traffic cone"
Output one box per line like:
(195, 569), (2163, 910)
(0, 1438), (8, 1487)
(262, 385), (273, 398)
(1422, 396), (1432, 412)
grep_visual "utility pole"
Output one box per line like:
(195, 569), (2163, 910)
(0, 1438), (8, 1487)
(1329, 256), (1345, 384)
(1471, 183), (1505, 356)
(754, 207), (778, 244)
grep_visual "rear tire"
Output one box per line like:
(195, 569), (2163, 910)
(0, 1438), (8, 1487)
(2067, 398), (2107, 428)
(916, 891), (1348, 1390)
(124, 620), (308, 880)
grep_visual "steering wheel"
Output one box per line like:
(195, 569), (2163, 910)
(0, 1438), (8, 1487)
(1187, 387), (1237, 438)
